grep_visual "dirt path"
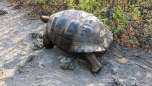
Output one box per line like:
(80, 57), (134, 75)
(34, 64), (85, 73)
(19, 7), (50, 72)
(0, 1), (152, 86)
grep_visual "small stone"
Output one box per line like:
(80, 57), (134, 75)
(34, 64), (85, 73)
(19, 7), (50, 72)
(58, 56), (76, 70)
(38, 62), (46, 68)
(102, 59), (111, 66)
(115, 57), (128, 64)
(37, 33), (43, 39)
(110, 77), (124, 86)
(126, 76), (138, 86)
(21, 51), (27, 55)
(26, 55), (35, 62)
(16, 61), (27, 73)
(0, 10), (8, 16)
(33, 38), (44, 50)
(30, 32), (38, 39)
(111, 67), (118, 74)
(14, 4), (22, 9)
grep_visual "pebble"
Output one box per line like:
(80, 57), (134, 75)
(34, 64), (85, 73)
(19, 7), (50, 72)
(26, 55), (35, 62)
(111, 67), (118, 74)
(0, 10), (8, 16)
(38, 62), (46, 68)
(14, 4), (22, 9)
(58, 56), (76, 70)
(115, 57), (128, 64)
(21, 50), (27, 55)
(29, 32), (38, 39)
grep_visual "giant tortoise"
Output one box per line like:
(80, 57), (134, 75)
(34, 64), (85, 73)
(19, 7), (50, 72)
(40, 9), (113, 74)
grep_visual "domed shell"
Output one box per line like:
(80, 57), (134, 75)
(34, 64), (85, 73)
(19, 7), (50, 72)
(46, 9), (113, 53)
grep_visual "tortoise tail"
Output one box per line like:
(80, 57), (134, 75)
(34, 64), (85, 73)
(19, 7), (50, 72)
(40, 16), (49, 23)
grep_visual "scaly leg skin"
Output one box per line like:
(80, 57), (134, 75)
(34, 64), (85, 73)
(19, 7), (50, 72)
(84, 53), (102, 75)
(43, 32), (54, 49)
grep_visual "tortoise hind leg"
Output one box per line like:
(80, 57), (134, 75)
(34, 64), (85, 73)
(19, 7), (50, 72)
(84, 53), (102, 74)
(43, 32), (54, 49)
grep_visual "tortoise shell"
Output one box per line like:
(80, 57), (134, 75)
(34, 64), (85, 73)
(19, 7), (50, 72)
(44, 9), (113, 53)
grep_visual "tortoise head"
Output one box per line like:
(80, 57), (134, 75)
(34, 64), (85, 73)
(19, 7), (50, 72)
(40, 15), (49, 23)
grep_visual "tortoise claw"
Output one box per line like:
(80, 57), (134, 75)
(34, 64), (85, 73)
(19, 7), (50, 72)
(84, 53), (102, 75)
(91, 63), (102, 75)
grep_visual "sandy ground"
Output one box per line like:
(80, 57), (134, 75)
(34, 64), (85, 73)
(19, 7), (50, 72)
(0, 1), (152, 86)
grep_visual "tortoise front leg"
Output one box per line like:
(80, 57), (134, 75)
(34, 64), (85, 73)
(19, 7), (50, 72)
(43, 32), (54, 49)
(84, 53), (102, 74)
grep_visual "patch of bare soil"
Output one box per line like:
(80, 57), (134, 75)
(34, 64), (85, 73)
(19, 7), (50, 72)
(0, 1), (152, 86)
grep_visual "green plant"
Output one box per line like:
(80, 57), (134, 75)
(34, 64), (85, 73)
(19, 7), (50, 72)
(8, 0), (152, 49)
(143, 29), (149, 37)
(148, 19), (152, 24)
